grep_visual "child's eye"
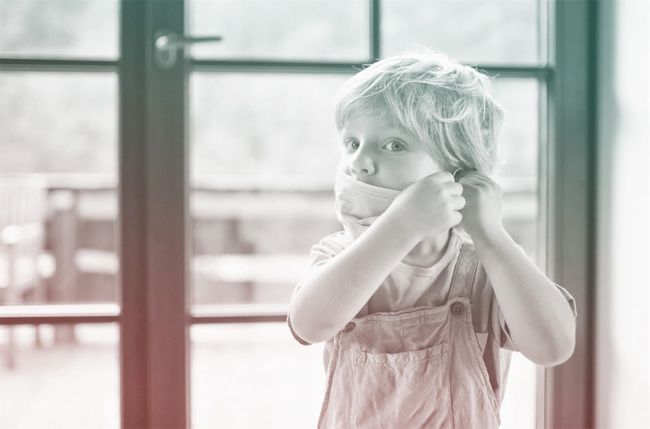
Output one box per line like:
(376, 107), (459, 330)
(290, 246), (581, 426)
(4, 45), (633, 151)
(344, 139), (359, 151)
(384, 140), (406, 152)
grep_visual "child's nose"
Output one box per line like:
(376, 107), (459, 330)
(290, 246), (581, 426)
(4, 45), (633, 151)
(349, 146), (376, 176)
(350, 156), (375, 176)
(354, 165), (374, 175)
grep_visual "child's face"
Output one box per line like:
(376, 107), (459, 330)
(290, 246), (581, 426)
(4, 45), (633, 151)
(338, 109), (444, 190)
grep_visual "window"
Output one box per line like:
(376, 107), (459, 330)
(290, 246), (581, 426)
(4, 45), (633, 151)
(0, 1), (120, 427)
(0, 0), (593, 427)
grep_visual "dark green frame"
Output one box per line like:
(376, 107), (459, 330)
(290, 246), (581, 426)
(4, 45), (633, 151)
(544, 0), (596, 427)
(0, 0), (595, 427)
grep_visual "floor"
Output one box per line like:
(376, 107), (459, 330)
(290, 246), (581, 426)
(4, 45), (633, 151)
(0, 323), (536, 429)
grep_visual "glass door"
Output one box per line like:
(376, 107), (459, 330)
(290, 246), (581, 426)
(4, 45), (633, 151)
(1, 0), (560, 427)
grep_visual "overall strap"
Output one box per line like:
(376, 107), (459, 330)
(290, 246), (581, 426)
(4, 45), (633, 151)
(447, 241), (479, 301)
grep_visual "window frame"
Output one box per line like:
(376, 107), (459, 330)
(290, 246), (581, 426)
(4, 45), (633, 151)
(0, 0), (595, 427)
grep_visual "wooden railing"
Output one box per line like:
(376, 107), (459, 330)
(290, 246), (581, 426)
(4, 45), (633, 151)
(2, 173), (537, 308)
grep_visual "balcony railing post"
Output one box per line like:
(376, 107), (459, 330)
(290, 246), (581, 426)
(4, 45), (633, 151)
(50, 189), (79, 344)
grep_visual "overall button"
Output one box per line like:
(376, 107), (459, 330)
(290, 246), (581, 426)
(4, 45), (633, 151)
(343, 322), (356, 333)
(451, 302), (464, 315)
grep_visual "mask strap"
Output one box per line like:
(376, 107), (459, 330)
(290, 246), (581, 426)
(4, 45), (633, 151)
(453, 168), (477, 182)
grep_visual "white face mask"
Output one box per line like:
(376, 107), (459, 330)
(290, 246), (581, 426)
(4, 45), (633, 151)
(334, 168), (402, 240)
(334, 167), (467, 241)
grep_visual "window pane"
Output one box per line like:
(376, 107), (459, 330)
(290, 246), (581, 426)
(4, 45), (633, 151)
(189, 73), (345, 307)
(188, 74), (540, 303)
(382, 0), (545, 65)
(491, 78), (540, 429)
(0, 323), (120, 428)
(190, 73), (343, 184)
(191, 323), (324, 428)
(0, 0), (119, 59)
(187, 0), (369, 61)
(0, 73), (119, 306)
(493, 78), (540, 263)
(0, 73), (116, 174)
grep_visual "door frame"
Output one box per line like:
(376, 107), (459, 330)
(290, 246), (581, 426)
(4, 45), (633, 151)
(543, 0), (597, 427)
(120, 0), (190, 427)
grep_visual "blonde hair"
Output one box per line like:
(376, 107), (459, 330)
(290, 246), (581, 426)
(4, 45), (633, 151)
(334, 47), (505, 174)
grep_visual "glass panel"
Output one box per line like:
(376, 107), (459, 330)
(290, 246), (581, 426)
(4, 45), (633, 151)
(0, 0), (119, 59)
(0, 323), (120, 428)
(490, 78), (540, 429)
(189, 73), (346, 306)
(382, 0), (545, 65)
(187, 0), (369, 61)
(0, 73), (119, 306)
(191, 323), (325, 428)
(190, 73), (344, 183)
(492, 78), (540, 263)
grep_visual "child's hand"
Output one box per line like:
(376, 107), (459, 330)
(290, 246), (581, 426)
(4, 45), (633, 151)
(385, 171), (465, 239)
(457, 171), (504, 239)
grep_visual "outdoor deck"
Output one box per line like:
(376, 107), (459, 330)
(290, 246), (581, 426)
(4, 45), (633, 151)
(0, 323), (325, 429)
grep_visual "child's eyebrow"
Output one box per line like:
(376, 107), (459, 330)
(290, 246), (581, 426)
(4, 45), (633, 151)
(342, 127), (411, 138)
(341, 134), (411, 143)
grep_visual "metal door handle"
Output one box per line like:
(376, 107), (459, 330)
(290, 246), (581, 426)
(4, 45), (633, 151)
(154, 31), (223, 69)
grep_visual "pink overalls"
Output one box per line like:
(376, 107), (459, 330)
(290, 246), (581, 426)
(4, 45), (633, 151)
(317, 241), (501, 429)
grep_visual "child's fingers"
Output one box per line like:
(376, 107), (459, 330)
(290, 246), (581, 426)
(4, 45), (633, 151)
(427, 171), (455, 183)
(450, 194), (466, 210)
(445, 182), (463, 196)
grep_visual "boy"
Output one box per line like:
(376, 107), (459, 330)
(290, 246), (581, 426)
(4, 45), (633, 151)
(287, 48), (577, 428)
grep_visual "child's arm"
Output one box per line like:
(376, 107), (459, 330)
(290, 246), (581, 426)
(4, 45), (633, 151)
(459, 172), (577, 367)
(289, 171), (463, 344)
(474, 229), (576, 366)
(288, 209), (422, 344)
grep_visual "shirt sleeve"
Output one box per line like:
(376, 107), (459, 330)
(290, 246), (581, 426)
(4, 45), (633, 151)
(486, 276), (518, 352)
(286, 231), (351, 346)
(491, 280), (578, 352)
